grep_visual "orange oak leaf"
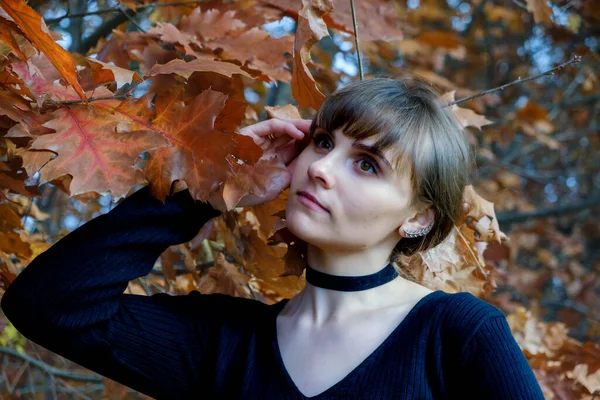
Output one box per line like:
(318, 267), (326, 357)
(0, 18), (26, 60)
(147, 56), (252, 80)
(91, 30), (149, 70)
(205, 27), (293, 83)
(0, 0), (86, 102)
(86, 58), (141, 90)
(462, 185), (507, 244)
(263, 0), (403, 41)
(197, 252), (251, 298)
(291, 0), (333, 109)
(0, 203), (32, 260)
(144, 87), (242, 202)
(222, 158), (289, 209)
(28, 105), (168, 199)
(441, 91), (493, 130)
(179, 7), (246, 41)
(8, 54), (86, 106)
(147, 22), (202, 56)
(264, 104), (302, 120)
(93, 91), (157, 133)
(251, 189), (289, 240)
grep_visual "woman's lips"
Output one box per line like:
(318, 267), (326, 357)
(297, 191), (329, 213)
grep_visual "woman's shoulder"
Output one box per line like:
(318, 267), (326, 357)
(418, 289), (507, 339)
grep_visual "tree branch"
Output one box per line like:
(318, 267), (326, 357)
(46, 1), (203, 24)
(74, 10), (130, 54)
(447, 55), (582, 107)
(497, 196), (600, 224)
(0, 346), (103, 383)
(44, 94), (131, 106)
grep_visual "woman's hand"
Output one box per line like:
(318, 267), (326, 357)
(208, 118), (312, 210)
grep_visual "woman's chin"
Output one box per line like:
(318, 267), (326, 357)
(284, 209), (319, 242)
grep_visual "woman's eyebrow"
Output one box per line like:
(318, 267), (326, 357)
(352, 142), (393, 170)
(317, 127), (392, 170)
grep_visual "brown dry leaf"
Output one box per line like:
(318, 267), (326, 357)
(516, 101), (550, 122)
(263, 0), (403, 41)
(197, 252), (251, 297)
(515, 101), (558, 148)
(566, 364), (600, 394)
(144, 87), (242, 201)
(440, 91), (493, 130)
(416, 31), (463, 49)
(265, 104), (302, 120)
(148, 22), (200, 55)
(250, 189), (288, 240)
(8, 56), (82, 106)
(495, 171), (521, 188)
(0, 203), (31, 260)
(102, 376), (129, 400)
(222, 158), (289, 210)
(322, 0), (403, 41)
(525, 0), (552, 24)
(179, 7), (246, 41)
(86, 58), (141, 90)
(91, 29), (149, 70)
(206, 27), (294, 83)
(463, 185), (507, 243)
(0, 0), (86, 102)
(147, 56), (252, 80)
(291, 0), (333, 110)
(29, 104), (168, 199)
(0, 18), (26, 60)
(6, 195), (49, 221)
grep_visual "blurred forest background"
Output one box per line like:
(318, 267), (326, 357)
(0, 0), (599, 398)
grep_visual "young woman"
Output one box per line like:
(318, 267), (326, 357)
(1, 77), (545, 399)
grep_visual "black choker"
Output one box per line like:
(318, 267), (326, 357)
(305, 263), (399, 292)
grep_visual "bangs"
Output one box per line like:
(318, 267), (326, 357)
(311, 82), (436, 176)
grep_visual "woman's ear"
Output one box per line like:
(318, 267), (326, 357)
(398, 207), (435, 238)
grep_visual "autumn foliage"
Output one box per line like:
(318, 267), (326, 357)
(0, 0), (599, 398)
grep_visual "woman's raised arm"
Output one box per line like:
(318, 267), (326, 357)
(0, 185), (229, 399)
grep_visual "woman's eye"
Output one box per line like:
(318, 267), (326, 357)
(313, 133), (379, 175)
(358, 158), (378, 174)
(313, 134), (332, 150)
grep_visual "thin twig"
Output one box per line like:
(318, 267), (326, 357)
(453, 225), (485, 268)
(0, 347), (103, 383)
(119, 7), (146, 33)
(349, 0), (364, 80)
(447, 55), (582, 107)
(511, 0), (528, 9)
(44, 93), (131, 106)
(45, 1), (203, 23)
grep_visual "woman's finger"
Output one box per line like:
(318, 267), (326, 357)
(288, 119), (313, 134)
(254, 119), (305, 140)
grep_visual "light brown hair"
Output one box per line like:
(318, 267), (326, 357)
(309, 75), (472, 272)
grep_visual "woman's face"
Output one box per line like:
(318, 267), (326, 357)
(286, 127), (416, 253)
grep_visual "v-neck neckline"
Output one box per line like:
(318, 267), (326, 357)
(271, 290), (444, 399)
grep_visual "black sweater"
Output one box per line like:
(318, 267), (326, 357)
(1, 185), (545, 399)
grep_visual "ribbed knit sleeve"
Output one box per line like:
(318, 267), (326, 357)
(0, 185), (226, 399)
(459, 315), (545, 399)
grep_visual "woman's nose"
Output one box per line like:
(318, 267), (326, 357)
(307, 154), (336, 188)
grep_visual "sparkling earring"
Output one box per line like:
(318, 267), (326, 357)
(403, 223), (433, 238)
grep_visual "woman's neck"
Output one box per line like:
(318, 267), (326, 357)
(284, 245), (423, 325)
